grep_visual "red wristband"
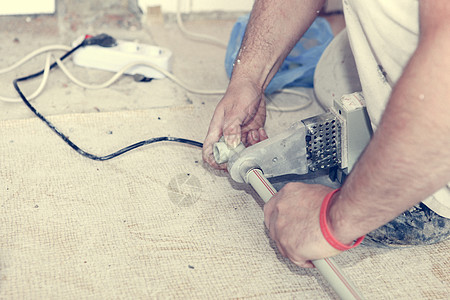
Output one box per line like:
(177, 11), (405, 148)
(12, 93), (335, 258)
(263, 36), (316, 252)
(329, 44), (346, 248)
(319, 188), (365, 251)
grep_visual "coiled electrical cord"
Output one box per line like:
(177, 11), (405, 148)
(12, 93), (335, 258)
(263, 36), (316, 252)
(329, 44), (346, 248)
(13, 34), (203, 161)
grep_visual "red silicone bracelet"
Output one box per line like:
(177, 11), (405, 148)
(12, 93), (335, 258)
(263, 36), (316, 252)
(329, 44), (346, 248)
(319, 188), (365, 251)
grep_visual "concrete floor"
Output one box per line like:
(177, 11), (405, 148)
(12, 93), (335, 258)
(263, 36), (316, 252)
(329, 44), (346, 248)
(0, 16), (222, 118)
(0, 6), (326, 141)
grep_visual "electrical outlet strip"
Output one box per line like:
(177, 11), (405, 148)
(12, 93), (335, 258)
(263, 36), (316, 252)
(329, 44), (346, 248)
(72, 36), (172, 79)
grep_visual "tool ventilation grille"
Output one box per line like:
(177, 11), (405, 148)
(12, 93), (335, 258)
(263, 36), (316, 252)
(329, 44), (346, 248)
(303, 112), (341, 172)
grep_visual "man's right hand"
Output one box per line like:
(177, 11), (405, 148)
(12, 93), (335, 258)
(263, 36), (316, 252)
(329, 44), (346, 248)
(202, 80), (268, 169)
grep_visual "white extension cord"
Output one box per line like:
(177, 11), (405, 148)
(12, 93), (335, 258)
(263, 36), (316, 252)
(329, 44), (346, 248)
(176, 0), (228, 48)
(0, 45), (71, 103)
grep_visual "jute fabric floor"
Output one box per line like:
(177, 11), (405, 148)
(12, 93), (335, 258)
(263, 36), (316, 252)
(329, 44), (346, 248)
(1, 106), (449, 299)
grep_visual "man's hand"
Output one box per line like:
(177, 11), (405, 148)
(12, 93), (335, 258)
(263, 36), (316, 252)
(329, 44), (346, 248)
(202, 81), (268, 169)
(202, 0), (326, 170)
(264, 182), (343, 268)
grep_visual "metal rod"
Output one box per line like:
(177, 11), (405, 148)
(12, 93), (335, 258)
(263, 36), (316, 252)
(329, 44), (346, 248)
(246, 168), (364, 300)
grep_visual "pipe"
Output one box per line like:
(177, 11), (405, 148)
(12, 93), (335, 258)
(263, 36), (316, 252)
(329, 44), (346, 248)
(246, 168), (364, 300)
(213, 138), (245, 164)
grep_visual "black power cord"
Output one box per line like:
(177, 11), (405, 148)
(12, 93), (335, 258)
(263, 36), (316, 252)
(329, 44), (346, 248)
(13, 34), (203, 161)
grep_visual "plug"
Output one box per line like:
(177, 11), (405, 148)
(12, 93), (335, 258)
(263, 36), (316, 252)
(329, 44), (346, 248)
(83, 34), (117, 47)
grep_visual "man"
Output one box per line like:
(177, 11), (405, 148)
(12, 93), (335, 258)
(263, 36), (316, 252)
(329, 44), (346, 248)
(202, 0), (450, 268)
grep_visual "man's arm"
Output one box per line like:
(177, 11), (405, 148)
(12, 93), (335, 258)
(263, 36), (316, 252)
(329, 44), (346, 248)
(328, 0), (450, 244)
(230, 0), (325, 92)
(264, 0), (450, 267)
(202, 0), (325, 167)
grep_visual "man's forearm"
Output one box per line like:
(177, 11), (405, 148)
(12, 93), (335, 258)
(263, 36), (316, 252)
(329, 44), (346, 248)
(328, 2), (450, 244)
(230, 0), (325, 91)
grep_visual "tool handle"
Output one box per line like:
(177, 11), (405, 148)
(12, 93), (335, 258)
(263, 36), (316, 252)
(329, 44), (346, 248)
(246, 168), (364, 300)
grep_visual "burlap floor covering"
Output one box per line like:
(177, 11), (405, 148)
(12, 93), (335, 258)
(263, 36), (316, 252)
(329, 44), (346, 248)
(1, 106), (449, 299)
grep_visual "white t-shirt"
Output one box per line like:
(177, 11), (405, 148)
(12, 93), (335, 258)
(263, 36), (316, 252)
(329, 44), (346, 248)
(343, 0), (450, 217)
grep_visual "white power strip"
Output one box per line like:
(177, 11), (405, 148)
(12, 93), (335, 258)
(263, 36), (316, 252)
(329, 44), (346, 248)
(72, 36), (172, 79)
